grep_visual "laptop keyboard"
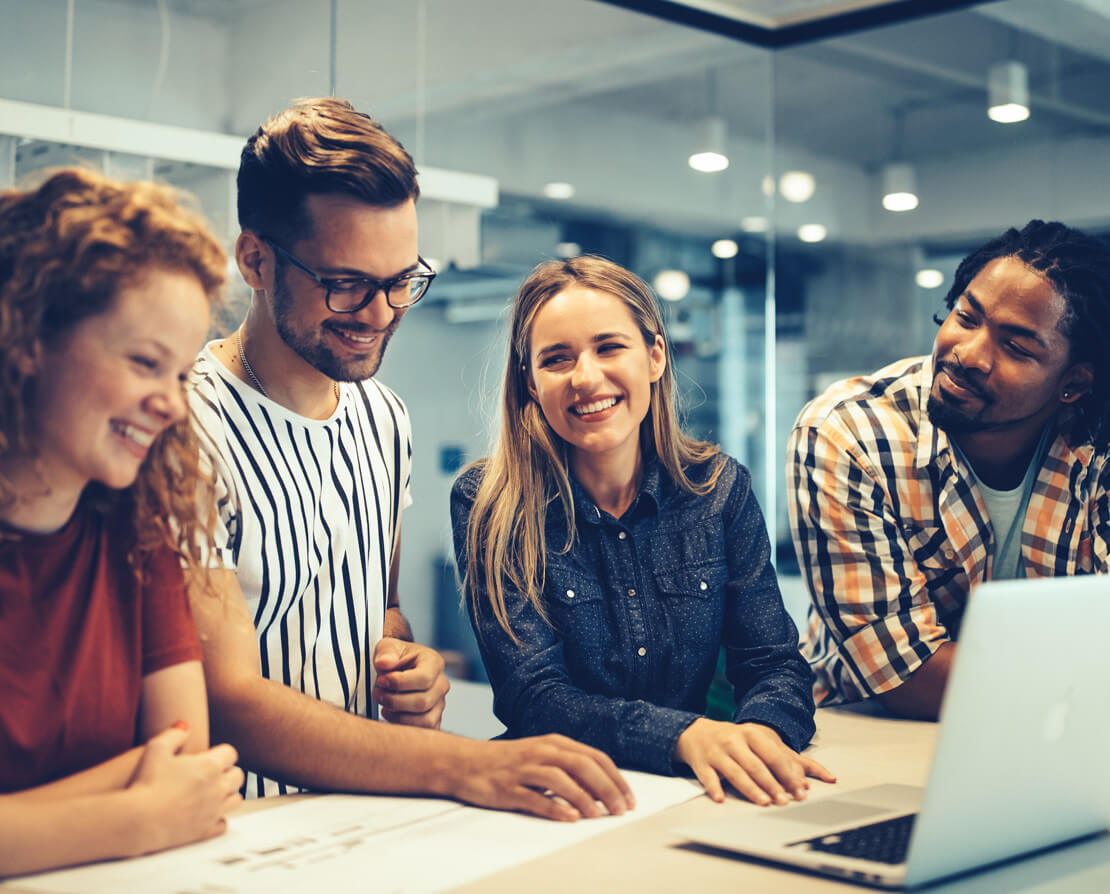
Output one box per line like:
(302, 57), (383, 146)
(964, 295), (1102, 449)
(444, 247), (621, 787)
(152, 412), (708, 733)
(791, 813), (917, 865)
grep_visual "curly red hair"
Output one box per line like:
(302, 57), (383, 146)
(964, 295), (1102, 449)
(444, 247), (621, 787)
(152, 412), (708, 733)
(0, 167), (225, 578)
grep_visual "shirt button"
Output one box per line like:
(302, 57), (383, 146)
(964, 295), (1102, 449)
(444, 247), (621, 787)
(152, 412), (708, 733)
(942, 546), (955, 560)
(699, 580), (708, 591)
(637, 647), (647, 657)
(566, 589), (575, 599)
(627, 588), (636, 597)
(618, 531), (627, 540)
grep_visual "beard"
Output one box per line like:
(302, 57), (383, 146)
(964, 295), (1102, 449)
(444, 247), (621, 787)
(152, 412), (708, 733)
(272, 273), (399, 382)
(926, 360), (997, 434)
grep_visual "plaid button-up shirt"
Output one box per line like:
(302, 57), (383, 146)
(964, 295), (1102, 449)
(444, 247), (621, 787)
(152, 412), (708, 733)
(788, 356), (1110, 706)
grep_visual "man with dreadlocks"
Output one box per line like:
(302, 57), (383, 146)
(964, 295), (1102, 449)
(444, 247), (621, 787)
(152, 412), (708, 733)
(788, 220), (1109, 719)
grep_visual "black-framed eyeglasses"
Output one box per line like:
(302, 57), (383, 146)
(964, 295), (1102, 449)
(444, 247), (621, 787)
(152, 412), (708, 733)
(264, 237), (436, 313)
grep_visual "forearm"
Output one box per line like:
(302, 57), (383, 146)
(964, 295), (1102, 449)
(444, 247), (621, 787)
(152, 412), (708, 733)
(0, 789), (151, 876)
(206, 674), (471, 796)
(13, 748), (143, 802)
(500, 673), (697, 774)
(876, 642), (957, 720)
(384, 605), (413, 641)
(731, 664), (817, 752)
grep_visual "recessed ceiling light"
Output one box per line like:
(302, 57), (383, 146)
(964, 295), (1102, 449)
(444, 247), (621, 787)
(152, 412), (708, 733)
(740, 216), (769, 233)
(556, 242), (580, 258)
(653, 269), (690, 302)
(543, 181), (575, 200)
(711, 239), (739, 259)
(797, 224), (827, 243)
(779, 170), (816, 203)
(916, 268), (944, 289)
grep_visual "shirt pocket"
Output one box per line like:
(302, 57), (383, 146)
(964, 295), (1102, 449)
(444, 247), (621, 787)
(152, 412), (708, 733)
(544, 565), (609, 663)
(653, 562), (729, 651)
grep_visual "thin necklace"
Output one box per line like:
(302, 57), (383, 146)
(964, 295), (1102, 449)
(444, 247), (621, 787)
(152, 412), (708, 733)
(236, 328), (339, 402)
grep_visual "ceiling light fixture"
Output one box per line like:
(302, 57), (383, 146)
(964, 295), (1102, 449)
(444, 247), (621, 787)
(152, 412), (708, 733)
(779, 170), (816, 203)
(740, 215), (769, 233)
(881, 162), (919, 212)
(653, 269), (690, 301)
(797, 224), (827, 243)
(688, 116), (729, 173)
(543, 181), (575, 200)
(988, 61), (1030, 124)
(712, 239), (739, 259)
(915, 268), (944, 289)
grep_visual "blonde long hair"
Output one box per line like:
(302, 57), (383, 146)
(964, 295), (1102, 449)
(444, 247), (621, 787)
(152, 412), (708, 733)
(464, 255), (722, 641)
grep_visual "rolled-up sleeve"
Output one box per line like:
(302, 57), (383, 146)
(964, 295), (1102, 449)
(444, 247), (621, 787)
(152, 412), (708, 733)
(788, 422), (950, 704)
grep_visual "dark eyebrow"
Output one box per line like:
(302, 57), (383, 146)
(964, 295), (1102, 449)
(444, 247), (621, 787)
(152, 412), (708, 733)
(319, 260), (421, 280)
(962, 290), (1049, 350)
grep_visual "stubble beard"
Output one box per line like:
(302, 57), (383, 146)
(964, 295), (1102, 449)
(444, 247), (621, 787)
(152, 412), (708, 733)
(272, 275), (399, 382)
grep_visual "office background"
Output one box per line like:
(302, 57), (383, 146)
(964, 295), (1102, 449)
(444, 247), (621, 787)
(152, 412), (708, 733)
(3, 0), (1109, 677)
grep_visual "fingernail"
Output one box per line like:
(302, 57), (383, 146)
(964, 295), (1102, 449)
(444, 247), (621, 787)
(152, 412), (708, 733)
(759, 795), (772, 806)
(626, 794), (637, 811)
(775, 793), (790, 805)
(172, 721), (189, 732)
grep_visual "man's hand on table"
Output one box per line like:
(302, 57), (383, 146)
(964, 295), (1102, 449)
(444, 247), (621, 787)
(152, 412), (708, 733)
(372, 638), (450, 729)
(674, 718), (836, 806)
(449, 735), (636, 823)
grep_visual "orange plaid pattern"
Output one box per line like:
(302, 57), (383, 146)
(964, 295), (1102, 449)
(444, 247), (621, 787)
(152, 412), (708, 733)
(788, 356), (1110, 705)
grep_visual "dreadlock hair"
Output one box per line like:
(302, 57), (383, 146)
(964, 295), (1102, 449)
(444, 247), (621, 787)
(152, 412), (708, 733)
(941, 219), (1110, 448)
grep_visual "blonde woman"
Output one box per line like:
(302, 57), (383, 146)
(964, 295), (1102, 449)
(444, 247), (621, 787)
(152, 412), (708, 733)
(0, 169), (242, 876)
(453, 256), (834, 806)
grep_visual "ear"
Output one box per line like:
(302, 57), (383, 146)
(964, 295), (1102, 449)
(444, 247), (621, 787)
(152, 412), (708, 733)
(235, 231), (269, 291)
(1060, 361), (1094, 405)
(524, 363), (539, 403)
(15, 339), (42, 377)
(648, 333), (666, 383)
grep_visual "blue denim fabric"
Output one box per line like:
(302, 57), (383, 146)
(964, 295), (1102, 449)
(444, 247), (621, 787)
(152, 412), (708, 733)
(450, 455), (816, 775)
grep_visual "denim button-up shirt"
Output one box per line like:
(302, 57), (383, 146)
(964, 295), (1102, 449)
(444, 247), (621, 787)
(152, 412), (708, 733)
(451, 455), (816, 775)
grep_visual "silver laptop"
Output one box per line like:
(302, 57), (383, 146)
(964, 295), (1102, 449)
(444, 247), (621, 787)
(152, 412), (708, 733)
(678, 575), (1110, 888)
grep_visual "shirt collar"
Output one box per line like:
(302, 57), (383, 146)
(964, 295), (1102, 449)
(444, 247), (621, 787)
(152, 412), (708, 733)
(569, 455), (665, 525)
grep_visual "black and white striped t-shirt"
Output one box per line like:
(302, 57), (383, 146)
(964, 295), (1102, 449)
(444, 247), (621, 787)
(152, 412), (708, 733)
(189, 345), (412, 797)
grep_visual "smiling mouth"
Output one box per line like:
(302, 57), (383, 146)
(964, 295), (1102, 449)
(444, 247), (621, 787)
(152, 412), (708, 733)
(111, 420), (155, 449)
(938, 367), (986, 401)
(328, 325), (380, 348)
(572, 396), (621, 416)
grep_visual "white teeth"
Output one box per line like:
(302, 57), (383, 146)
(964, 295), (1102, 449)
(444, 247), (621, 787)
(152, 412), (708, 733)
(112, 421), (154, 447)
(574, 397), (618, 416)
(336, 330), (375, 343)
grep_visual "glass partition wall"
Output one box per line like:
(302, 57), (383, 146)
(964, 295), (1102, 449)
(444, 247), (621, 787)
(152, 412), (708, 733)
(3, 0), (1107, 672)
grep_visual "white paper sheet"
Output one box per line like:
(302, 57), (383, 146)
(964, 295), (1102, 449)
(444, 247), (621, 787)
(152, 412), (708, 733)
(5, 770), (702, 893)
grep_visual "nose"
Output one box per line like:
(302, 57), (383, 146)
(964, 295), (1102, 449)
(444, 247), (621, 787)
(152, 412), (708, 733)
(570, 353), (603, 391)
(352, 287), (397, 331)
(147, 380), (188, 427)
(954, 327), (993, 375)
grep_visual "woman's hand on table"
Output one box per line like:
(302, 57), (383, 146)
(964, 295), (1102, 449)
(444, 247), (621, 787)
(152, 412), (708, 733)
(674, 718), (835, 806)
(126, 725), (244, 855)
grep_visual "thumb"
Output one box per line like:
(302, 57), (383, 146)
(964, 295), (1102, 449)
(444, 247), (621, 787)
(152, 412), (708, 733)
(373, 637), (410, 671)
(147, 724), (190, 754)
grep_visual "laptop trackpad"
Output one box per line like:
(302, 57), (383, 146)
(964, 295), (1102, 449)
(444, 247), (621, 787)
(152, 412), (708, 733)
(762, 800), (893, 826)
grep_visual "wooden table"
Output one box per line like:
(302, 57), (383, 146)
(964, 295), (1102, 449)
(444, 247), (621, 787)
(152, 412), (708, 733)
(450, 707), (1110, 893)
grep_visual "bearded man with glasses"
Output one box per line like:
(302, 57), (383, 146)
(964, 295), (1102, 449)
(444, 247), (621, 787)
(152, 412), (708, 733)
(186, 99), (633, 821)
